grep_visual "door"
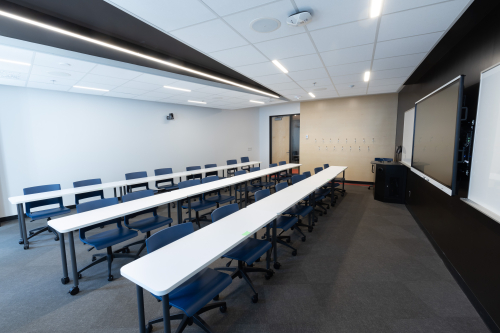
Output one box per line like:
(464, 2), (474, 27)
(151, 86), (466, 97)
(270, 114), (300, 165)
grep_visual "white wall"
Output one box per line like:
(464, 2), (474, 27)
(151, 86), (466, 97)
(258, 103), (300, 168)
(0, 86), (259, 217)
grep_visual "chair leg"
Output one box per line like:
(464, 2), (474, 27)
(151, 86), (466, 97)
(276, 238), (297, 254)
(196, 301), (227, 316)
(192, 314), (213, 333)
(27, 226), (49, 240)
(106, 247), (114, 281)
(78, 255), (107, 275)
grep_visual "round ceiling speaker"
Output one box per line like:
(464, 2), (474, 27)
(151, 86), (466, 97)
(250, 18), (281, 33)
(48, 71), (71, 77)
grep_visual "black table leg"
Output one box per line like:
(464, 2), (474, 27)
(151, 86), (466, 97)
(68, 232), (79, 295)
(177, 199), (182, 224)
(273, 219), (280, 269)
(17, 203), (28, 249)
(266, 223), (271, 270)
(245, 181), (248, 207)
(162, 294), (171, 333)
(137, 285), (146, 333)
(59, 232), (69, 284)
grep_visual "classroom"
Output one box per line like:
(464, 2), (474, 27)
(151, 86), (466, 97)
(0, 0), (499, 332)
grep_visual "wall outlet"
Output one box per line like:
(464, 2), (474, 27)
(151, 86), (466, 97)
(305, 135), (309, 139)
(248, 148), (252, 151)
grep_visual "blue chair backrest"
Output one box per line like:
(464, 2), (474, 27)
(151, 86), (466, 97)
(279, 161), (286, 165)
(186, 166), (201, 171)
(186, 166), (202, 180)
(270, 163), (277, 168)
(374, 158), (384, 162)
(292, 174), (305, 184)
(314, 167), (323, 174)
(126, 171), (147, 180)
(276, 182), (288, 192)
(303, 171), (311, 178)
(202, 176), (219, 184)
(146, 223), (194, 253)
(324, 164), (329, 169)
(73, 178), (104, 205)
(227, 160), (237, 165)
(155, 168), (173, 176)
(383, 158), (393, 162)
(255, 189), (270, 202)
(241, 157), (249, 163)
(205, 164), (216, 168)
(122, 190), (157, 220)
(24, 184), (64, 213)
(234, 170), (246, 176)
(204, 164), (218, 177)
(77, 198), (121, 236)
(211, 203), (239, 223)
(249, 167), (260, 172)
(179, 179), (200, 189)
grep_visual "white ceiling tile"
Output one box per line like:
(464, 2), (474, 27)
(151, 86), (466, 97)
(294, 0), (371, 31)
(224, 1), (304, 43)
(33, 53), (95, 73)
(265, 81), (301, 91)
(310, 19), (378, 52)
(103, 91), (137, 99)
(287, 68), (329, 81)
(235, 62), (282, 77)
(112, 86), (148, 95)
(320, 44), (373, 66)
(28, 74), (79, 86)
(105, 0), (216, 32)
(370, 77), (407, 87)
(378, 1), (470, 41)
(27, 81), (71, 91)
(327, 61), (371, 77)
(338, 88), (367, 96)
(372, 53), (426, 71)
(133, 73), (177, 85)
(309, 90), (339, 99)
(0, 70), (29, 81)
(279, 54), (324, 72)
(209, 45), (268, 67)
(375, 32), (442, 59)
(79, 73), (128, 86)
(196, 86), (234, 94)
(336, 81), (367, 90)
(0, 44), (33, 64)
(137, 91), (174, 99)
(371, 67), (414, 80)
(295, 77), (332, 88)
(120, 81), (162, 91)
(331, 73), (365, 84)
(170, 19), (248, 53)
(0, 61), (31, 74)
(254, 34), (316, 60)
(0, 77), (26, 87)
(89, 65), (142, 79)
(69, 87), (107, 95)
(276, 88), (306, 96)
(368, 84), (401, 94)
(75, 81), (118, 91)
(310, 85), (336, 93)
(254, 73), (292, 84)
(201, 0), (275, 16)
(167, 80), (213, 91)
(30, 65), (87, 80)
(383, 0), (452, 14)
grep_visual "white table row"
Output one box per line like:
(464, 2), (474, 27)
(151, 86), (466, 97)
(121, 165), (347, 333)
(8, 161), (261, 249)
(48, 164), (300, 295)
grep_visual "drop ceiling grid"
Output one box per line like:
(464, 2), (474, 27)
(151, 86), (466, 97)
(106, 0), (473, 101)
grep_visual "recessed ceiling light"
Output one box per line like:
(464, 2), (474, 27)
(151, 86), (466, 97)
(73, 85), (109, 92)
(250, 18), (281, 33)
(308, 92), (315, 98)
(364, 71), (371, 82)
(48, 71), (71, 77)
(272, 60), (288, 74)
(0, 58), (30, 66)
(188, 100), (206, 104)
(370, 0), (383, 18)
(250, 100), (264, 104)
(164, 85), (190, 92)
(0, 10), (279, 99)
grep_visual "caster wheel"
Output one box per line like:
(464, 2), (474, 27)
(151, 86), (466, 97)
(219, 305), (227, 313)
(61, 277), (70, 285)
(78, 273), (82, 279)
(327, 205), (330, 209)
(68, 286), (79, 296)
(123, 247), (130, 254)
(187, 317), (193, 326)
(54, 237), (59, 241)
(108, 275), (114, 282)
(29, 231), (34, 235)
(256, 257), (261, 262)
(265, 270), (274, 280)
(308, 227), (313, 233)
(19, 239), (24, 244)
(274, 262), (281, 270)
(286, 238), (291, 243)
(92, 257), (96, 262)
(341, 193), (345, 197)
(290, 226), (294, 230)
(251, 294), (259, 303)
(213, 294), (220, 301)
(292, 250), (297, 256)
(146, 324), (153, 333)
(302, 236), (306, 242)
(24, 244), (29, 250)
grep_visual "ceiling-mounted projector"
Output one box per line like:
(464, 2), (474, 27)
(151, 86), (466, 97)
(286, 11), (312, 27)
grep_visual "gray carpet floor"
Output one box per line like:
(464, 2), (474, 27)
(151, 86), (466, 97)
(0, 185), (490, 332)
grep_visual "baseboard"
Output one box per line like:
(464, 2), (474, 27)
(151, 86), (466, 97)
(345, 180), (373, 185)
(406, 205), (500, 333)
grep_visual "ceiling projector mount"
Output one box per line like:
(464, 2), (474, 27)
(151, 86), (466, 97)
(286, 11), (312, 27)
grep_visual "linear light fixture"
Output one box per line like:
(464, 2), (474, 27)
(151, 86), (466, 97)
(272, 60), (288, 74)
(188, 100), (206, 104)
(164, 85), (190, 92)
(250, 100), (264, 104)
(364, 71), (371, 82)
(73, 85), (109, 91)
(0, 58), (31, 66)
(0, 9), (280, 99)
(308, 92), (315, 98)
(370, 0), (383, 18)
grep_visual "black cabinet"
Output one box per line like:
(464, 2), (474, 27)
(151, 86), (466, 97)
(373, 162), (407, 204)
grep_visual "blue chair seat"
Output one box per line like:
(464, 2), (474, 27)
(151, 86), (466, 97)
(205, 195), (234, 205)
(158, 184), (179, 191)
(27, 206), (70, 220)
(223, 238), (272, 265)
(127, 215), (173, 233)
(182, 200), (217, 212)
(276, 215), (298, 231)
(284, 204), (313, 218)
(152, 267), (232, 317)
(316, 188), (331, 196)
(83, 226), (138, 250)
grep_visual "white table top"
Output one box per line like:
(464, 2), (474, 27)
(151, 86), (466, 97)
(48, 164), (300, 233)
(120, 208), (277, 296)
(8, 161), (261, 205)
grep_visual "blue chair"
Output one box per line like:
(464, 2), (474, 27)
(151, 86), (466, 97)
(126, 171), (156, 193)
(212, 204), (273, 303)
(235, 167), (262, 206)
(186, 166), (202, 181)
(73, 178), (104, 205)
(240, 156), (251, 172)
(287, 176), (315, 233)
(179, 179), (217, 228)
(154, 168), (178, 192)
(251, 166), (274, 190)
(145, 223), (232, 333)
(313, 167), (332, 214)
(255, 189), (301, 254)
(77, 198), (138, 281)
(23, 184), (70, 242)
(203, 176), (235, 207)
(268, 163), (279, 185)
(204, 164), (219, 178)
(120, 190), (173, 256)
(226, 159), (238, 177)
(278, 161), (292, 182)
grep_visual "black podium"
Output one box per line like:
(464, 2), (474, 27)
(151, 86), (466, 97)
(371, 161), (407, 204)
